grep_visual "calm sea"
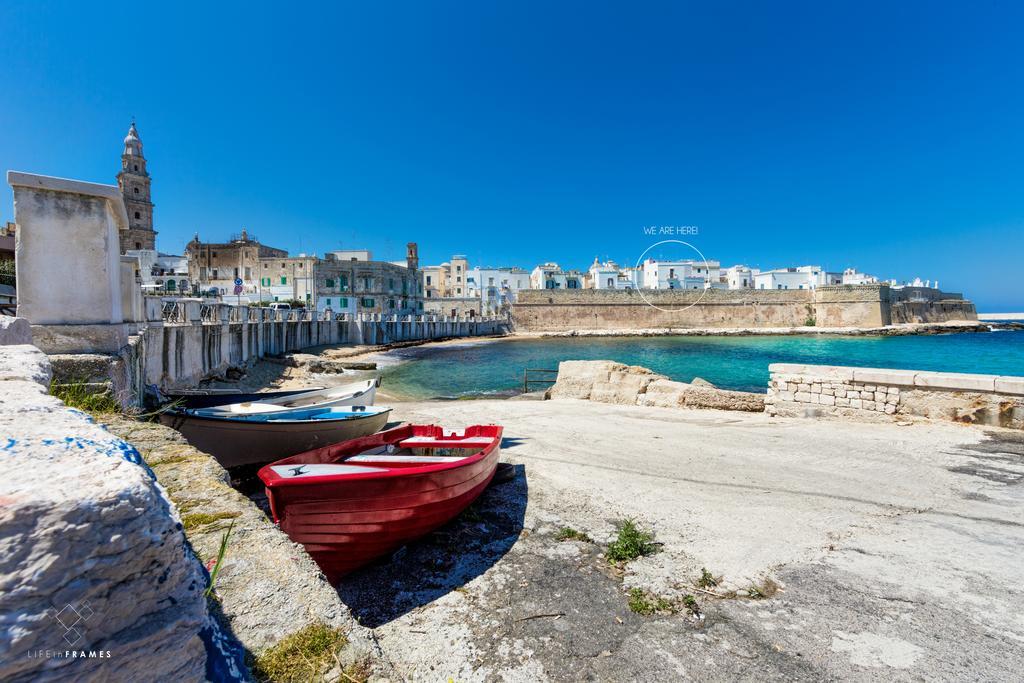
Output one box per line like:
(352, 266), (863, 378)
(380, 329), (1024, 399)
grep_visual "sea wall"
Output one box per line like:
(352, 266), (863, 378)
(765, 363), (1024, 429)
(513, 285), (976, 332)
(548, 360), (765, 412)
(141, 303), (509, 394)
(0, 339), (245, 682)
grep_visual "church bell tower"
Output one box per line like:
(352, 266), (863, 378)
(116, 121), (157, 252)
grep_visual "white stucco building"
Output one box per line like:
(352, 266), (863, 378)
(530, 263), (583, 290)
(722, 264), (759, 289)
(841, 268), (879, 285)
(126, 249), (190, 294)
(467, 266), (530, 314)
(640, 259), (722, 290)
(754, 266), (842, 290)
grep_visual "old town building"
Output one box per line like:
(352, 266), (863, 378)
(185, 230), (288, 295)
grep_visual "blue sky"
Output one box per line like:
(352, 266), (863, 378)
(1, 1), (1022, 310)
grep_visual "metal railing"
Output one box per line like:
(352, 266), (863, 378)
(522, 368), (558, 394)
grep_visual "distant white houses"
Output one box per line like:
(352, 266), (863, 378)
(530, 263), (583, 290)
(840, 268), (878, 285)
(586, 259), (636, 289)
(126, 248), (190, 294)
(640, 259), (722, 290)
(468, 266), (530, 314)
(753, 266), (844, 290)
(722, 264), (759, 290)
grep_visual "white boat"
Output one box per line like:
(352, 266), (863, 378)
(192, 378), (379, 416)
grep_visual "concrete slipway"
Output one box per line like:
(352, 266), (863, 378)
(338, 398), (1024, 681)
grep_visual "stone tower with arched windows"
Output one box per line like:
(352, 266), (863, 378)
(116, 121), (157, 252)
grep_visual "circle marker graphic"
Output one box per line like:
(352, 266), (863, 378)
(632, 239), (712, 313)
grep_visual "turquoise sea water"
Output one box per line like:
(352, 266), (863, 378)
(381, 330), (1024, 399)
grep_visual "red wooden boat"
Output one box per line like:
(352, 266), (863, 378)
(257, 424), (503, 581)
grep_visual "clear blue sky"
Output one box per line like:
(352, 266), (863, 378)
(2, 1), (1022, 310)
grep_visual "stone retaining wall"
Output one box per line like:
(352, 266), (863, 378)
(513, 285), (976, 332)
(765, 363), (1024, 429)
(548, 360), (765, 412)
(0, 341), (245, 682)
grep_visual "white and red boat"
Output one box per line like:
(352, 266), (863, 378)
(258, 424), (503, 581)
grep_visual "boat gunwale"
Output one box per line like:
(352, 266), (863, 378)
(258, 424), (503, 488)
(163, 405), (393, 425)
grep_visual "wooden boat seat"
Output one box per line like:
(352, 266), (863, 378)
(268, 463), (387, 478)
(398, 436), (495, 448)
(346, 453), (467, 464)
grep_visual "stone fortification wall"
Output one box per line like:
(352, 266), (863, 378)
(766, 363), (1024, 429)
(515, 288), (816, 332)
(811, 284), (890, 327)
(888, 286), (977, 324)
(513, 285), (976, 332)
(548, 360), (765, 412)
(0, 339), (245, 682)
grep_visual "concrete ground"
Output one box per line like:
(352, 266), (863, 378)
(341, 399), (1024, 682)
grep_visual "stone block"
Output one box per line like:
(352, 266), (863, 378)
(768, 363), (855, 381)
(835, 389), (847, 398)
(0, 344), (52, 387)
(835, 397), (850, 407)
(811, 384), (821, 394)
(849, 398), (862, 409)
(851, 367), (918, 386)
(794, 391), (811, 402)
(636, 378), (688, 408)
(914, 371), (998, 392)
(863, 385), (876, 392)
(779, 391), (795, 401)
(874, 391), (887, 402)
(819, 394), (836, 406)
(0, 316), (31, 345)
(549, 360), (621, 400)
(0, 355), (220, 681)
(994, 377), (1024, 396)
(683, 386), (765, 412)
(885, 403), (896, 414)
(863, 400), (876, 411)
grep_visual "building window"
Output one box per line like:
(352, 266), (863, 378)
(133, 164), (139, 171)
(388, 299), (395, 309)
(361, 298), (375, 308)
(135, 242), (142, 250)
(388, 278), (394, 290)
(233, 267), (239, 278)
(281, 276), (287, 285)
(134, 211), (141, 219)
(426, 275), (432, 285)
(339, 275), (348, 291)
(325, 298), (331, 306)
(339, 297), (348, 308)
(133, 187), (139, 194)
(212, 269), (218, 279)
(326, 278), (334, 288)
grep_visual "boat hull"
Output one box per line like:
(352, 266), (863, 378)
(158, 409), (392, 468)
(261, 425), (502, 581)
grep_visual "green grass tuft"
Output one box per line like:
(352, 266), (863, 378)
(51, 380), (120, 415)
(606, 519), (658, 563)
(250, 623), (349, 683)
(627, 588), (674, 615)
(698, 567), (720, 589)
(555, 527), (593, 543)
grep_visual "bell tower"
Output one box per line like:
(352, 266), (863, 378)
(116, 120), (157, 252)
